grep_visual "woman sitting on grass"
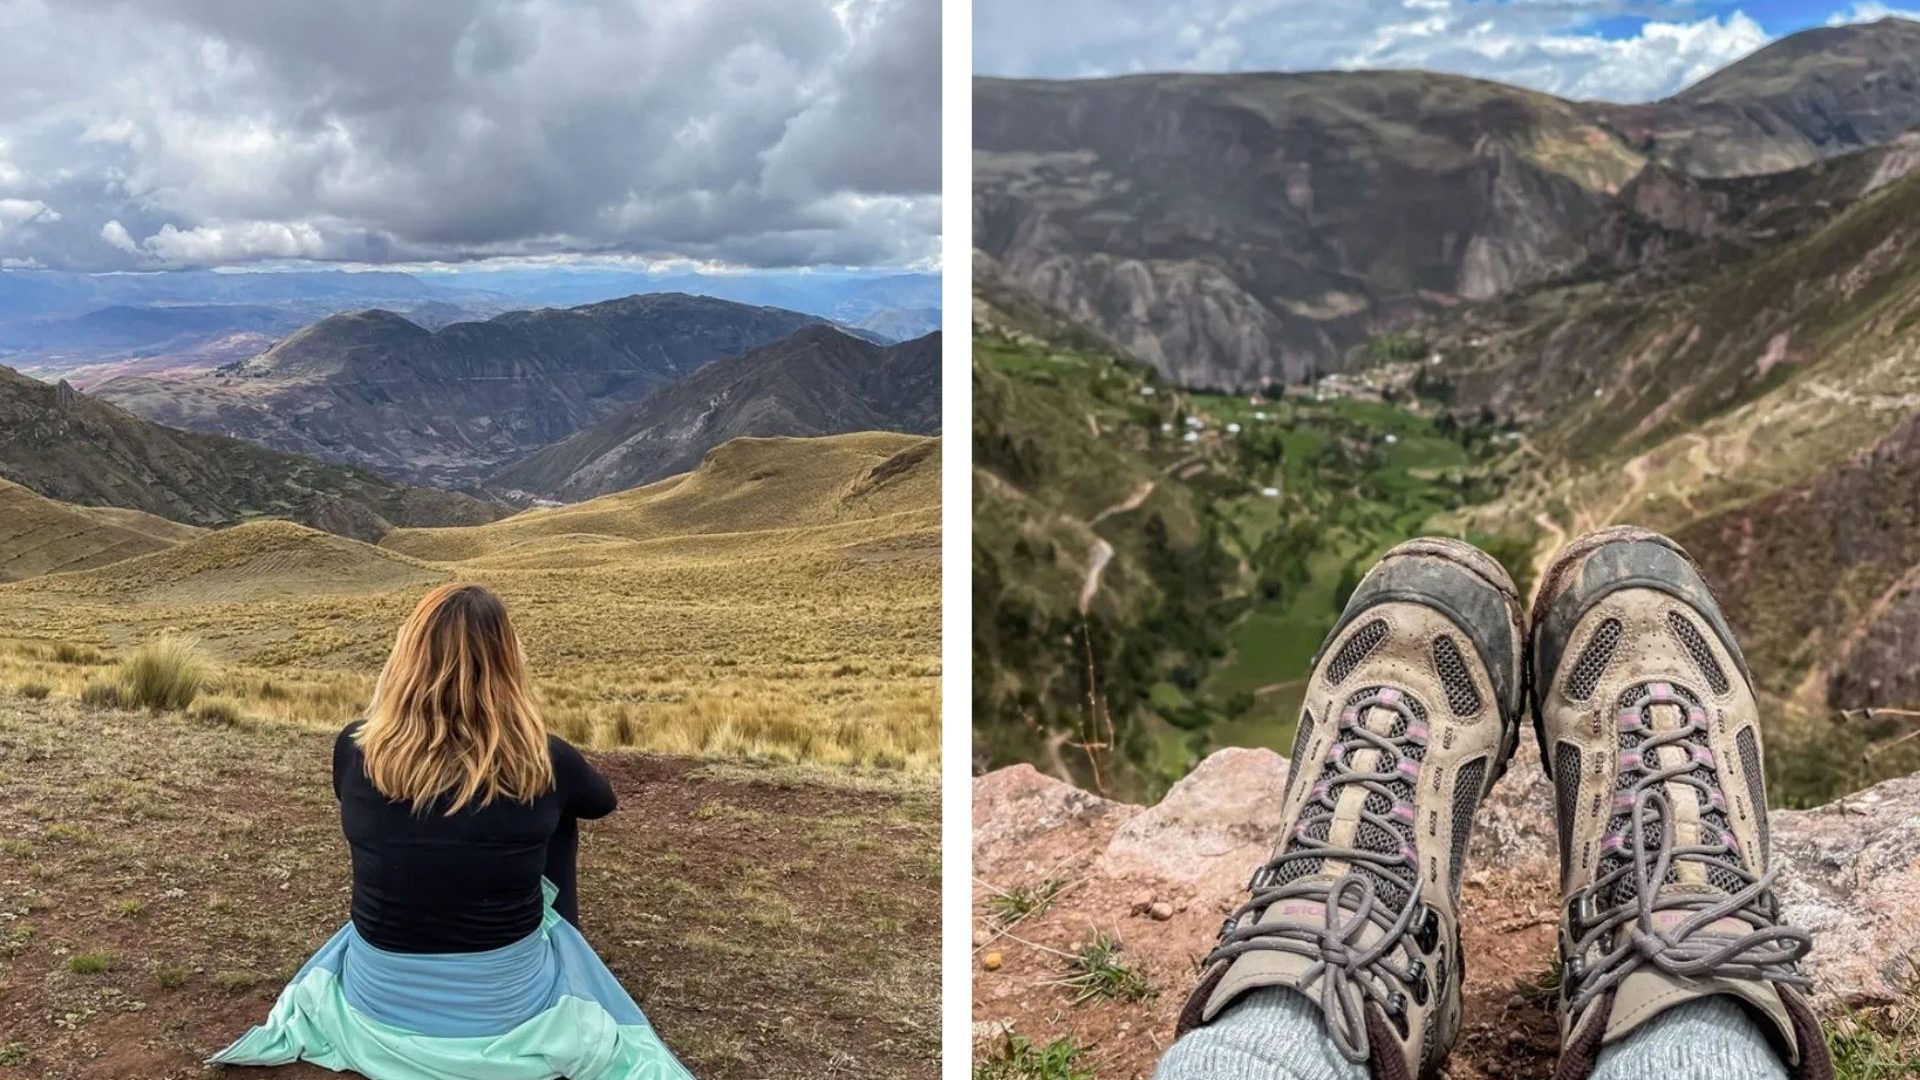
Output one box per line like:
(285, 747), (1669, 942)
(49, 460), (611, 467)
(212, 582), (694, 1080)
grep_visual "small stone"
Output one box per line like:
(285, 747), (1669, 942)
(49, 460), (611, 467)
(972, 927), (989, 946)
(1130, 889), (1155, 913)
(982, 951), (1003, 972)
(1148, 901), (1174, 921)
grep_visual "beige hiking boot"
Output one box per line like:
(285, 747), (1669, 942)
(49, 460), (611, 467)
(1177, 537), (1527, 1080)
(1530, 526), (1831, 1080)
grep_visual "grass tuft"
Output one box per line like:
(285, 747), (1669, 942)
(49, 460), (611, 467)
(16, 681), (50, 700)
(1056, 933), (1156, 1005)
(973, 1034), (1094, 1080)
(119, 636), (206, 712)
(66, 950), (112, 975)
(986, 877), (1066, 928)
(1829, 1000), (1920, 1080)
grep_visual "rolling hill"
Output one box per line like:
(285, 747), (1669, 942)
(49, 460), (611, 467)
(490, 327), (942, 501)
(90, 293), (830, 487)
(0, 479), (202, 583)
(392, 431), (940, 561)
(975, 17), (1920, 390)
(0, 364), (502, 542)
(0, 432), (941, 771)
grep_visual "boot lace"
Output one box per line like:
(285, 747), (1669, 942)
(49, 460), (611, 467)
(1561, 679), (1811, 1020)
(1204, 685), (1437, 1063)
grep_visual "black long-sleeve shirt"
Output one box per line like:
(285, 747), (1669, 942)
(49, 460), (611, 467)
(333, 721), (617, 953)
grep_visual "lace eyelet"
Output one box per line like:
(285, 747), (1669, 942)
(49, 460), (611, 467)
(1412, 906), (1440, 953)
(1385, 990), (1410, 1035)
(1406, 958), (1429, 1005)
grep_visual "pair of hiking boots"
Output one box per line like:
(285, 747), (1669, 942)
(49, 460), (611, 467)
(1176, 527), (1829, 1080)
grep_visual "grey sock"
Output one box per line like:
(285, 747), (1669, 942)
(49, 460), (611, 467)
(1152, 987), (1369, 1080)
(1592, 996), (1789, 1080)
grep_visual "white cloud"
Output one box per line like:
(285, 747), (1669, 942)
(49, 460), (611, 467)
(99, 219), (138, 253)
(0, 0), (939, 271)
(977, 1), (1779, 103)
(138, 220), (331, 265)
(1827, 3), (1920, 25)
(0, 197), (58, 230)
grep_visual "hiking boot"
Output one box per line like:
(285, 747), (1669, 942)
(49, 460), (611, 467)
(1177, 537), (1527, 1080)
(1530, 526), (1830, 1080)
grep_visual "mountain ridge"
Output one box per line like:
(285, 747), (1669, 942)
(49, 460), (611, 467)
(975, 17), (1920, 390)
(490, 326), (942, 501)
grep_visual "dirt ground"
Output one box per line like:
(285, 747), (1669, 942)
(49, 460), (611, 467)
(972, 807), (1564, 1079)
(0, 697), (938, 1079)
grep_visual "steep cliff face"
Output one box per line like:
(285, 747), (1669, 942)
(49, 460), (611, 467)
(973, 745), (1920, 1079)
(976, 69), (1636, 389)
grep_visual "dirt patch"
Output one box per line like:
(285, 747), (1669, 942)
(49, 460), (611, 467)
(974, 849), (1564, 1079)
(0, 699), (937, 1079)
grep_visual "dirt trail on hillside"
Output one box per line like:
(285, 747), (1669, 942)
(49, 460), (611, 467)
(0, 700), (937, 1080)
(1079, 481), (1155, 614)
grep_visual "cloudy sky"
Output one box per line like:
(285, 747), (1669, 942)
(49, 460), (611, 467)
(0, 0), (939, 273)
(976, 0), (1916, 102)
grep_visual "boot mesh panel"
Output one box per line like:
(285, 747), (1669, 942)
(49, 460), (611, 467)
(1667, 611), (1731, 695)
(1555, 741), (1583, 879)
(1737, 725), (1768, 859)
(1431, 635), (1482, 718)
(1326, 619), (1389, 685)
(1600, 682), (1748, 907)
(1447, 756), (1488, 900)
(1269, 687), (1426, 912)
(1564, 619), (1621, 701)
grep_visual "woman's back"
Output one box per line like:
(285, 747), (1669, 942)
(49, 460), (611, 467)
(335, 721), (616, 953)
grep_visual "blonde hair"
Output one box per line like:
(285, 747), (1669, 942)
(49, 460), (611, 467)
(358, 583), (554, 813)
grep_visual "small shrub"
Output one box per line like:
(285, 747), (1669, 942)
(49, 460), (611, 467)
(67, 950), (112, 975)
(112, 898), (146, 918)
(154, 964), (190, 989)
(0, 1042), (27, 1067)
(16, 682), (51, 701)
(119, 636), (205, 712)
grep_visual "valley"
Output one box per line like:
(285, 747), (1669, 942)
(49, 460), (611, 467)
(972, 16), (1920, 807)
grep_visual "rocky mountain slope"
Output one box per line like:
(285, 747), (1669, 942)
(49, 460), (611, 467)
(973, 744), (1920, 1079)
(1602, 17), (1920, 178)
(491, 327), (941, 501)
(0, 364), (501, 542)
(976, 18), (1920, 390)
(90, 293), (827, 487)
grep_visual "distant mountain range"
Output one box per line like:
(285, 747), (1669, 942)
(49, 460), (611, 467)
(0, 267), (941, 378)
(975, 16), (1920, 391)
(493, 326), (941, 501)
(89, 294), (832, 487)
(0, 364), (501, 542)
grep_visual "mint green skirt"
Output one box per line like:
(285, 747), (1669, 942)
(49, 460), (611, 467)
(210, 883), (695, 1079)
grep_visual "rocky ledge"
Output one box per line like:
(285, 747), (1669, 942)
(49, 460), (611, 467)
(973, 744), (1920, 1078)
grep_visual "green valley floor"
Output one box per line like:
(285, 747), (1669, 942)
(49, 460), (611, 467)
(0, 698), (938, 1079)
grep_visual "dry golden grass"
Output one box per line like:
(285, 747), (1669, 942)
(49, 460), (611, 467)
(0, 432), (941, 770)
(0, 478), (203, 583)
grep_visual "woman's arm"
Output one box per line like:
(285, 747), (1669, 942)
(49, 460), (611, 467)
(550, 736), (618, 819)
